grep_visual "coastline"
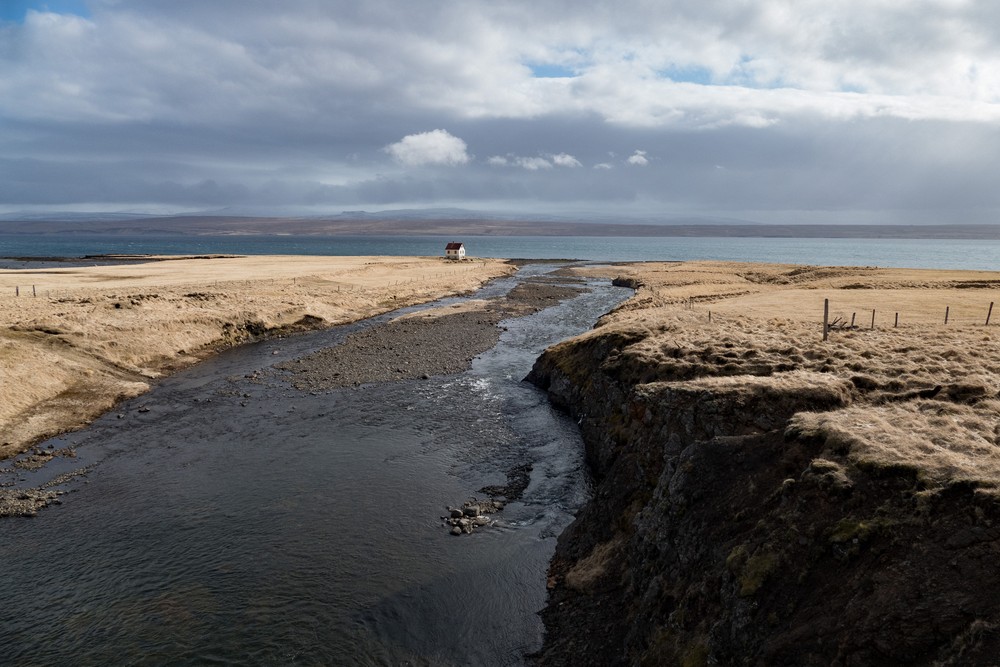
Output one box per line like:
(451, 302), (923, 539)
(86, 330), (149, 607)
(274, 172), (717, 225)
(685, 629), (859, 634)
(527, 260), (1000, 665)
(0, 254), (515, 460)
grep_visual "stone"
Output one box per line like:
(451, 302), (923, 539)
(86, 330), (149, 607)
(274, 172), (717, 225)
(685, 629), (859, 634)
(450, 509), (464, 519)
(463, 505), (481, 517)
(450, 526), (462, 536)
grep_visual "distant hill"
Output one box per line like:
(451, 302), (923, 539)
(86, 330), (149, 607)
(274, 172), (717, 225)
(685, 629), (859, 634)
(2, 213), (1000, 239)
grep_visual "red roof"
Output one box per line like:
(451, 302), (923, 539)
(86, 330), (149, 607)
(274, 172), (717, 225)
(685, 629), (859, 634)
(445, 242), (464, 250)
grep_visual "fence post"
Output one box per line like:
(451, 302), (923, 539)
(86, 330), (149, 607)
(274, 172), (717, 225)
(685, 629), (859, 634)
(823, 298), (829, 341)
(15, 286), (19, 297)
(871, 309), (876, 329)
(850, 312), (855, 327)
(945, 306), (950, 325)
(33, 285), (36, 297)
(987, 302), (994, 326)
(894, 312), (899, 328)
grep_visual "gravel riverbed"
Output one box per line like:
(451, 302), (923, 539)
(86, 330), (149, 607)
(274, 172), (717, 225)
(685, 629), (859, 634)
(278, 279), (588, 390)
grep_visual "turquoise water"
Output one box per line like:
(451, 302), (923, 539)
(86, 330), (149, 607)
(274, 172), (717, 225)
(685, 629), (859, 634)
(1, 233), (999, 270)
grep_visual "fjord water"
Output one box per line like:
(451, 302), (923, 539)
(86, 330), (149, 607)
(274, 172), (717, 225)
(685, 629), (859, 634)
(0, 266), (630, 666)
(2, 233), (1000, 269)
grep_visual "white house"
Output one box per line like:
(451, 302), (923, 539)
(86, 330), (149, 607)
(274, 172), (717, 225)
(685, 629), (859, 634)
(445, 242), (466, 260)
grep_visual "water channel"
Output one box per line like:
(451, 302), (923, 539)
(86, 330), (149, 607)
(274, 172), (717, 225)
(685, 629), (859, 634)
(0, 265), (630, 666)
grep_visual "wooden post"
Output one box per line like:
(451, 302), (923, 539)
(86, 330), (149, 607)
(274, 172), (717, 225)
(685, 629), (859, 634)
(708, 311), (712, 323)
(15, 286), (19, 297)
(945, 306), (950, 325)
(850, 312), (856, 327)
(894, 313), (899, 328)
(32, 285), (36, 297)
(988, 302), (995, 326)
(871, 309), (876, 329)
(823, 299), (829, 341)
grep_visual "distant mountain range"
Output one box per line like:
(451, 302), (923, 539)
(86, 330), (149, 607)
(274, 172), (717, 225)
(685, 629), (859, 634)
(2, 209), (1000, 239)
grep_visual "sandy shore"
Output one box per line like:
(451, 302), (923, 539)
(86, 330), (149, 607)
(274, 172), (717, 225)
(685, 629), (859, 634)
(0, 255), (515, 459)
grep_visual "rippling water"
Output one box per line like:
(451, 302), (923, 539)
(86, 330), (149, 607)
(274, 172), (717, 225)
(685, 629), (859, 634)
(3, 233), (1000, 269)
(0, 265), (630, 666)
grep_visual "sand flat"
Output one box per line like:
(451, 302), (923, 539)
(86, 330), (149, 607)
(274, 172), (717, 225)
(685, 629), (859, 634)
(0, 255), (515, 458)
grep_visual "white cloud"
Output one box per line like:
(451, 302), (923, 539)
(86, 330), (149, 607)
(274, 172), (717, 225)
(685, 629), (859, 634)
(593, 162), (614, 170)
(487, 154), (555, 170)
(383, 129), (470, 167)
(627, 150), (649, 166)
(550, 152), (582, 167)
(516, 156), (552, 170)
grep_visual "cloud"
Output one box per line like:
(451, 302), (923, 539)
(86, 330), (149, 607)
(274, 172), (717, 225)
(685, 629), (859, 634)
(2, 1), (1000, 223)
(487, 154), (552, 170)
(488, 153), (582, 170)
(550, 152), (582, 167)
(627, 150), (649, 166)
(383, 129), (470, 167)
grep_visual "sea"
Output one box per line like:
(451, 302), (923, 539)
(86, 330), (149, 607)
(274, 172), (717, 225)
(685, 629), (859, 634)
(1, 233), (999, 270)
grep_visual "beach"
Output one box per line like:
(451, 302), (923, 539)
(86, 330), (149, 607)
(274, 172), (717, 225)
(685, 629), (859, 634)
(0, 254), (515, 459)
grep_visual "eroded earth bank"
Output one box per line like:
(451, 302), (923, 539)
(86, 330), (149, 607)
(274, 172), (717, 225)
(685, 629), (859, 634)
(529, 261), (1000, 666)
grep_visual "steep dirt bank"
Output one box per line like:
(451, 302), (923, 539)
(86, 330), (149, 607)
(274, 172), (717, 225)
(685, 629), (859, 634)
(527, 261), (1000, 666)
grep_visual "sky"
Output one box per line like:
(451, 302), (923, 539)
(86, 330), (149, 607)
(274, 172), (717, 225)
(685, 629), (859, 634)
(2, 0), (1000, 224)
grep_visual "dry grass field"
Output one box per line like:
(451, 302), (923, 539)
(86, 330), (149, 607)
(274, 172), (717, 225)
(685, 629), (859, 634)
(0, 255), (514, 458)
(569, 260), (1000, 491)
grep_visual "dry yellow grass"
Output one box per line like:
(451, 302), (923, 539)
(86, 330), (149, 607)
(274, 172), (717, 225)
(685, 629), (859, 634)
(0, 255), (514, 458)
(568, 260), (1000, 490)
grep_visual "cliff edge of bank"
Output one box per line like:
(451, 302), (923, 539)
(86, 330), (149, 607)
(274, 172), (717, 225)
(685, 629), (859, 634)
(528, 261), (1000, 666)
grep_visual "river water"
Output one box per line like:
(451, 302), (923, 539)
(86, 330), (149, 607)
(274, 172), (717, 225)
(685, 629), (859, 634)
(0, 265), (630, 666)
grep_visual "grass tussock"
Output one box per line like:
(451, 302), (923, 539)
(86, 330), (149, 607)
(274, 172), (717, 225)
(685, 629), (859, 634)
(564, 536), (624, 592)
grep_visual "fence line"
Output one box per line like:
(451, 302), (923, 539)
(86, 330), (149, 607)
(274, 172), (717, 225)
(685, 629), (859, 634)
(821, 298), (998, 339)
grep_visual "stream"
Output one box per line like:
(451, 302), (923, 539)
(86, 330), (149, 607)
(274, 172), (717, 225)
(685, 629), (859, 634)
(0, 265), (629, 666)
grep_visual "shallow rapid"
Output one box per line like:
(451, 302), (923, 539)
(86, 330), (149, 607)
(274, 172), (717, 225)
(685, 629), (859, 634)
(0, 265), (630, 666)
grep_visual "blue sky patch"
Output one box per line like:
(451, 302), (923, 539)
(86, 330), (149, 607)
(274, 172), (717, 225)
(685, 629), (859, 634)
(658, 65), (714, 85)
(528, 63), (578, 78)
(0, 0), (91, 22)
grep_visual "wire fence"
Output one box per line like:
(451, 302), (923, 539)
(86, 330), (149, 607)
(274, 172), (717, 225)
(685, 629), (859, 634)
(642, 289), (999, 341)
(1, 261), (492, 301)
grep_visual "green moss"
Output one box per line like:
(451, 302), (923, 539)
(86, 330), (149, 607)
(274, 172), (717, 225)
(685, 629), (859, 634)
(681, 643), (709, 667)
(726, 544), (748, 573)
(740, 550), (779, 597)
(829, 517), (891, 544)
